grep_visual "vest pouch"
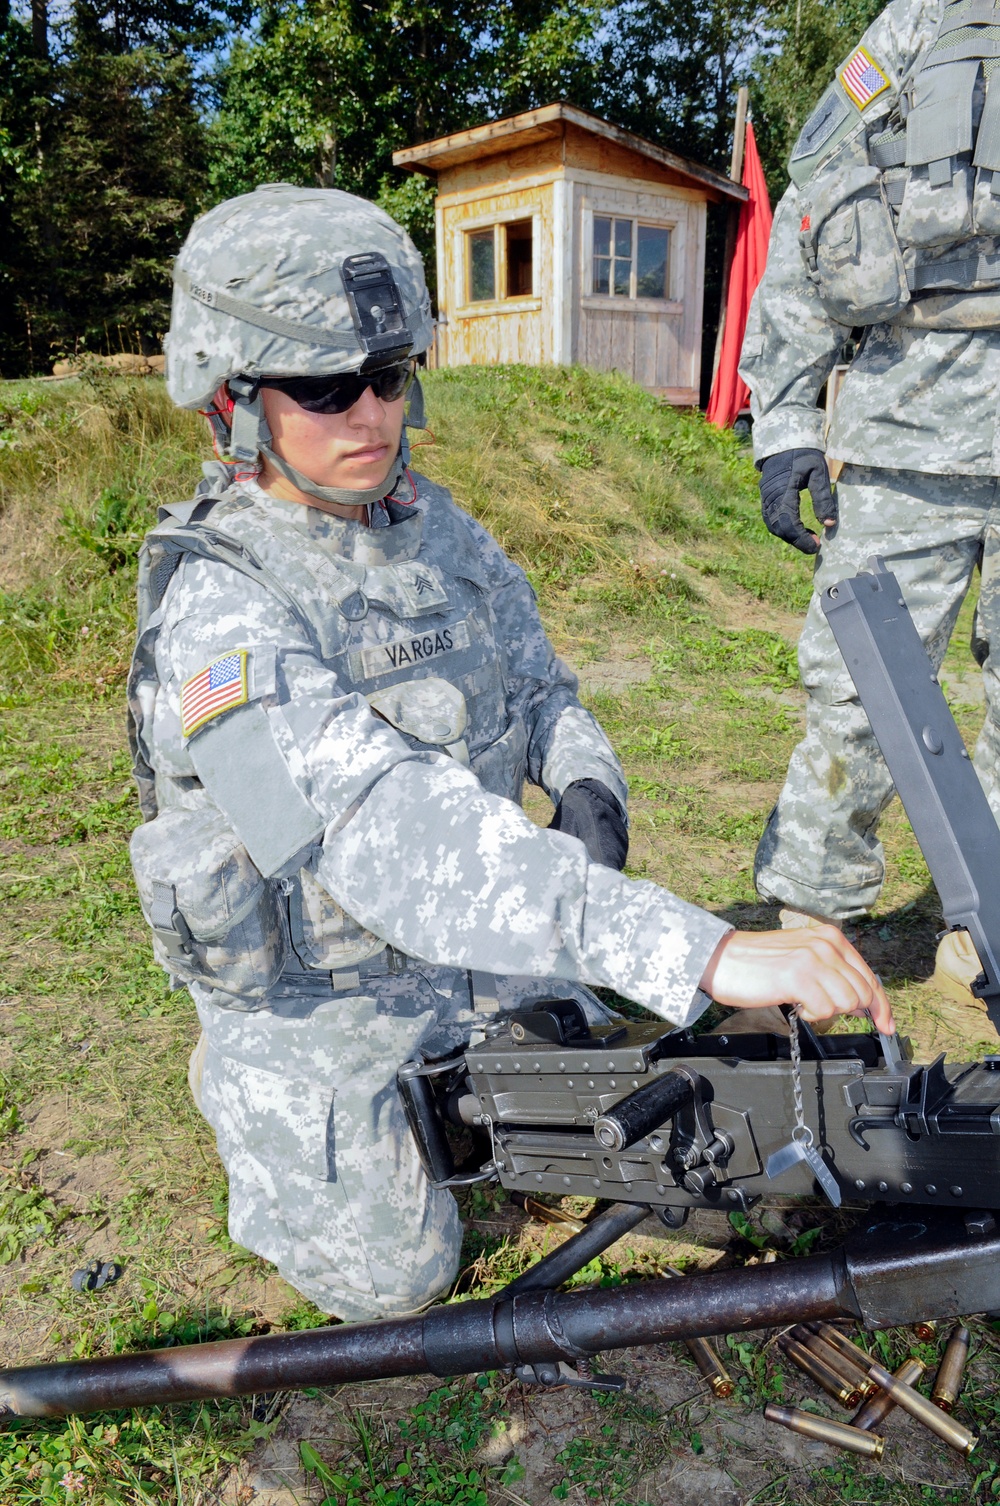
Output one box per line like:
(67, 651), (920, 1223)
(896, 161), (975, 248)
(470, 715), (529, 804)
(973, 168), (1000, 234)
(287, 867), (388, 970)
(130, 807), (286, 997)
(800, 167), (910, 324)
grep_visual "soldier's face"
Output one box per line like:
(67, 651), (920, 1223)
(260, 383), (405, 493)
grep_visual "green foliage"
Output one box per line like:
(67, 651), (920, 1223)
(62, 486), (146, 572)
(751, 0), (886, 199)
(1, 22), (209, 375)
(207, 0), (605, 218)
(598, 0), (768, 172)
(0, 1169), (72, 1265)
(297, 1380), (524, 1506)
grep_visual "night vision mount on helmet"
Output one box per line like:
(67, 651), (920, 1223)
(164, 184), (434, 506)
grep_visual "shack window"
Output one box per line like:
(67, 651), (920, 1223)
(505, 220), (533, 296)
(468, 229), (495, 302)
(636, 225), (669, 298)
(466, 221), (535, 303)
(592, 216), (670, 299)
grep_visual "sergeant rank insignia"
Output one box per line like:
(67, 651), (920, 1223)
(839, 46), (890, 110)
(181, 650), (248, 737)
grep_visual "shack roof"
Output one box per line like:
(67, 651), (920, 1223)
(392, 103), (748, 204)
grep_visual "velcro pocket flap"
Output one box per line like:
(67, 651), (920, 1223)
(131, 807), (267, 941)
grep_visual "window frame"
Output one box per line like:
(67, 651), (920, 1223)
(584, 208), (683, 312)
(456, 207), (543, 316)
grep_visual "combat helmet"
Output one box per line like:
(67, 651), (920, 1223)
(164, 183), (433, 506)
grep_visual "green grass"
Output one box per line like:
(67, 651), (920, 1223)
(0, 365), (996, 1501)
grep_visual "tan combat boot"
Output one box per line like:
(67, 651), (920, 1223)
(931, 931), (1000, 1043)
(778, 908), (844, 934)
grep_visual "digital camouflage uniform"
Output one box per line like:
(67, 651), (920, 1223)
(129, 472), (731, 1320)
(741, 0), (1000, 919)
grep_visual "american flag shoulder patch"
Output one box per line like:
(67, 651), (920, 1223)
(181, 650), (249, 738)
(839, 46), (890, 111)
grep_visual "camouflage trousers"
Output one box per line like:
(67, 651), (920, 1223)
(188, 966), (606, 1322)
(756, 465), (1000, 920)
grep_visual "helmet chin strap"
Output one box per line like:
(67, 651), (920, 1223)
(227, 378), (408, 509)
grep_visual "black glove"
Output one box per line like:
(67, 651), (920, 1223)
(759, 448), (838, 555)
(549, 778), (628, 871)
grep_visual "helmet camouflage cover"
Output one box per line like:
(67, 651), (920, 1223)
(165, 184), (434, 411)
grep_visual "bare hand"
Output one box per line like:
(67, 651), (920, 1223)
(699, 927), (894, 1034)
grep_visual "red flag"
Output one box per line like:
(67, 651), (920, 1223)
(706, 120), (773, 429)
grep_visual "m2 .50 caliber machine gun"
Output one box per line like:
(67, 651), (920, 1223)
(4, 557), (1000, 1423)
(396, 557), (1000, 1229)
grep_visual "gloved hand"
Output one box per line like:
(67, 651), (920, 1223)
(549, 779), (628, 871)
(759, 448), (838, 555)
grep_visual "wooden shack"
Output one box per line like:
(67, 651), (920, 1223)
(393, 104), (747, 405)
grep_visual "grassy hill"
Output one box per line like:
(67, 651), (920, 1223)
(0, 368), (993, 1505)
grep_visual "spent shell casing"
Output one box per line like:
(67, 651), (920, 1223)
(913, 1319), (938, 1343)
(764, 1403), (884, 1459)
(868, 1361), (977, 1455)
(663, 1268), (735, 1399)
(780, 1336), (862, 1409)
(521, 1197), (586, 1234)
(851, 1357), (925, 1432)
(792, 1327), (878, 1398)
(931, 1325), (971, 1413)
(805, 1322), (878, 1395)
(684, 1336), (735, 1398)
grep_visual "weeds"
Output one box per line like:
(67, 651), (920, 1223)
(298, 1379), (524, 1506)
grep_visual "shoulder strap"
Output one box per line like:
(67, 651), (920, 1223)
(128, 499), (328, 821)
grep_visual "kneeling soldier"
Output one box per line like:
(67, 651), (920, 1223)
(128, 185), (891, 1320)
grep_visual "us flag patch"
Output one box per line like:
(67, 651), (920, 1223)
(839, 46), (890, 110)
(181, 651), (248, 738)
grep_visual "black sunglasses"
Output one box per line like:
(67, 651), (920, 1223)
(258, 360), (415, 414)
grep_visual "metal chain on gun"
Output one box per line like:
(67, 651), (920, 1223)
(765, 1006), (842, 1206)
(788, 1005), (807, 1143)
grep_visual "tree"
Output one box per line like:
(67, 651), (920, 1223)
(751, 0), (885, 198)
(208, 0), (606, 282)
(0, 0), (215, 373)
(597, 0), (770, 172)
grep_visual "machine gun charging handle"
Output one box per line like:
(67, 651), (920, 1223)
(594, 1068), (696, 1152)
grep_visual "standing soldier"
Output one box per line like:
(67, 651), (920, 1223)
(129, 185), (890, 1322)
(742, 0), (1000, 1029)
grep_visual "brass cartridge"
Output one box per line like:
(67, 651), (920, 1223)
(913, 1319), (938, 1343)
(662, 1266), (735, 1399)
(793, 1326), (878, 1399)
(521, 1197), (586, 1233)
(867, 1361), (977, 1455)
(805, 1322), (878, 1394)
(764, 1403), (884, 1459)
(684, 1336), (735, 1399)
(851, 1357), (925, 1432)
(931, 1325), (971, 1413)
(779, 1336), (862, 1409)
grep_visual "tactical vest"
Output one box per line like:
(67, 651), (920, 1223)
(801, 0), (1000, 327)
(128, 476), (526, 995)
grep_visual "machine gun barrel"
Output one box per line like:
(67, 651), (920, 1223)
(2, 1212), (999, 1422)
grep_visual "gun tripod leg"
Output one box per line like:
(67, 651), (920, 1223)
(501, 1201), (652, 1298)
